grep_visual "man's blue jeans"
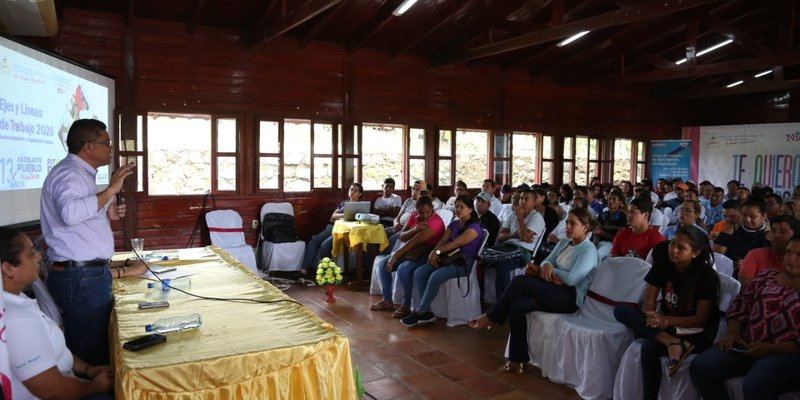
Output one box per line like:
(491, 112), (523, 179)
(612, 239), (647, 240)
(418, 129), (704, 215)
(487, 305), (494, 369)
(46, 266), (112, 365)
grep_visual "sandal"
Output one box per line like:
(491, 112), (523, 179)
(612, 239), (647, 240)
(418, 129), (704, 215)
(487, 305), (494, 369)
(370, 300), (394, 312)
(392, 305), (412, 319)
(498, 361), (525, 374)
(467, 314), (497, 330)
(667, 340), (695, 377)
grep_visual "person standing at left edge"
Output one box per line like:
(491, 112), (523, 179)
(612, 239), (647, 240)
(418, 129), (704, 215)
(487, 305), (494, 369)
(41, 119), (145, 365)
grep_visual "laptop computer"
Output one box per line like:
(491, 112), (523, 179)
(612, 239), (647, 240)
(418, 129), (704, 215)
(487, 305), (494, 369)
(342, 201), (371, 221)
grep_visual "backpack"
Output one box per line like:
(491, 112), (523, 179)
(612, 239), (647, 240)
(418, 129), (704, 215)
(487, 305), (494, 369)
(261, 212), (298, 243)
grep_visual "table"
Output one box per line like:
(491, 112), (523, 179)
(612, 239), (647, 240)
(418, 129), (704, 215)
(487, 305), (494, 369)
(110, 246), (357, 400)
(331, 220), (389, 291)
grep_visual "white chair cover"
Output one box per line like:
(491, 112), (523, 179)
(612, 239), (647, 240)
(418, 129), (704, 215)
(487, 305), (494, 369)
(435, 209), (454, 225)
(258, 202), (305, 272)
(502, 311), (574, 370)
(206, 210), (258, 273)
(32, 277), (63, 326)
(482, 232), (544, 304)
(713, 252), (734, 276)
(427, 229), (489, 327)
(369, 254), (406, 304)
(544, 257), (651, 400)
(725, 377), (800, 400)
(613, 272), (741, 400)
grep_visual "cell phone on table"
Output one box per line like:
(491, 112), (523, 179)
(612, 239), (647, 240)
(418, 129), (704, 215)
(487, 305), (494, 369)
(123, 334), (166, 351)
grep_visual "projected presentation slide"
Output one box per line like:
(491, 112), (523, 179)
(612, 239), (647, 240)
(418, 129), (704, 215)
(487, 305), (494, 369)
(0, 43), (110, 191)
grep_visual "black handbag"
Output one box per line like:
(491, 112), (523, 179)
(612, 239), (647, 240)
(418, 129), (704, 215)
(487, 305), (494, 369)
(437, 248), (466, 266)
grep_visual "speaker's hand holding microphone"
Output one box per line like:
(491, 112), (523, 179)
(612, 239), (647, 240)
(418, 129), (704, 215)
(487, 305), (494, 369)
(106, 163), (136, 220)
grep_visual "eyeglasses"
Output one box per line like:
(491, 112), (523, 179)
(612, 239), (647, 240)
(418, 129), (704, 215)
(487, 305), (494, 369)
(89, 140), (112, 147)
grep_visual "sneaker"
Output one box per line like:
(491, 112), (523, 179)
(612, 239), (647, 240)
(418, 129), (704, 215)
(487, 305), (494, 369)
(400, 312), (421, 327)
(417, 311), (437, 326)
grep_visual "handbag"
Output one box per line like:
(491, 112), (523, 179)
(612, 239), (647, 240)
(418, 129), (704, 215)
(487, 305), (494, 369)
(398, 243), (435, 262)
(437, 248), (466, 266)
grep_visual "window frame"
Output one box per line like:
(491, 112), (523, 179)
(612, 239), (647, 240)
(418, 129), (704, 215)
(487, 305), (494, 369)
(211, 115), (239, 193)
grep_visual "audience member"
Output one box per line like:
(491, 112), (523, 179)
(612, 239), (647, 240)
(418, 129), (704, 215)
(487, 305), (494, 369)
(690, 234), (800, 400)
(401, 195), (485, 327)
(764, 193), (783, 220)
(594, 189), (627, 259)
(611, 197), (665, 259)
(662, 200), (707, 240)
(709, 200), (741, 241)
(302, 182), (363, 273)
(725, 180), (740, 201)
(444, 180), (467, 212)
(475, 192), (500, 248)
(1, 228), (114, 399)
(482, 179), (505, 217)
(500, 184), (513, 204)
(391, 180), (424, 233)
(371, 196), (445, 318)
(614, 226), (720, 399)
(559, 184), (574, 213)
(468, 208), (599, 374)
(704, 187), (725, 227)
(425, 182), (444, 210)
(739, 214), (799, 287)
(373, 178), (402, 228)
(713, 198), (770, 276)
(663, 182), (687, 210)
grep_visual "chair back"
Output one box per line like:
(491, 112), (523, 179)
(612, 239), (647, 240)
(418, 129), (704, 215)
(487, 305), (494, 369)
(713, 252), (734, 276)
(436, 209), (454, 225)
(580, 257), (651, 321)
(206, 209), (247, 248)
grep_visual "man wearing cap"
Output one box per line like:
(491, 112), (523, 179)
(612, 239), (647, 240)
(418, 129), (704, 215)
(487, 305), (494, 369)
(475, 192), (500, 247)
(663, 182), (688, 210)
(482, 179), (505, 217)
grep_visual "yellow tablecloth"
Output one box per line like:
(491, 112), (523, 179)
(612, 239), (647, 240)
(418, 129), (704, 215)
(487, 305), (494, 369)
(330, 220), (389, 257)
(110, 246), (357, 400)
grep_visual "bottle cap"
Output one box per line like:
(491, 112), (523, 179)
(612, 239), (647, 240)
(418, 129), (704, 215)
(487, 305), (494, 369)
(145, 324), (153, 332)
(147, 282), (155, 289)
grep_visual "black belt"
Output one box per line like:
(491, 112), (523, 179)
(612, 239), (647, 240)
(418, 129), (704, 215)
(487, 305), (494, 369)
(52, 259), (110, 268)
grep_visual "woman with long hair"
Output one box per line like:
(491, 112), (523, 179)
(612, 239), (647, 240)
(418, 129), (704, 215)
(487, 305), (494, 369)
(1, 227), (114, 399)
(614, 225), (720, 400)
(468, 208), (600, 373)
(400, 195), (484, 327)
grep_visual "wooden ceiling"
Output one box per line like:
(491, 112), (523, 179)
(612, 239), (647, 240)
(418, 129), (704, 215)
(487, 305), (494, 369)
(54, 0), (799, 99)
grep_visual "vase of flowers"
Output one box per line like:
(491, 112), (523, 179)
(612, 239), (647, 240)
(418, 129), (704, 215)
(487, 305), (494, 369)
(316, 257), (343, 303)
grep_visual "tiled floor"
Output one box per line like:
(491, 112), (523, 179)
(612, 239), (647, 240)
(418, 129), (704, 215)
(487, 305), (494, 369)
(284, 284), (581, 400)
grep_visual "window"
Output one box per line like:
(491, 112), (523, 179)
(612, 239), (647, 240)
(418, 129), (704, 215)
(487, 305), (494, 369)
(339, 123), (358, 189)
(283, 119), (311, 192)
(258, 120), (280, 190)
(408, 128), (425, 188)
(512, 132), (537, 186)
(313, 123), (334, 189)
(541, 135), (554, 185)
(215, 118), (237, 192)
(362, 123), (403, 190)
(613, 138), (633, 184)
(636, 140), (647, 183)
(455, 129), (488, 187)
(493, 132), (511, 186)
(574, 136), (600, 186)
(562, 137), (574, 185)
(117, 114), (144, 192)
(147, 113), (212, 195)
(492, 132), (538, 187)
(438, 129), (453, 186)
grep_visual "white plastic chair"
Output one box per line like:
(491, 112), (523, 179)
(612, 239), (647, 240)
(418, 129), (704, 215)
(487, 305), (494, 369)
(258, 203), (305, 272)
(713, 252), (734, 276)
(426, 229), (489, 327)
(613, 272), (741, 400)
(205, 209), (258, 273)
(435, 209), (454, 225)
(543, 257), (652, 400)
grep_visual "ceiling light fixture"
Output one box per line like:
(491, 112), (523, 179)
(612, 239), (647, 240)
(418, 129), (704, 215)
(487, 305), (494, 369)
(753, 69), (773, 78)
(392, 0), (419, 16)
(675, 39), (734, 65)
(726, 80), (744, 88)
(557, 31), (590, 47)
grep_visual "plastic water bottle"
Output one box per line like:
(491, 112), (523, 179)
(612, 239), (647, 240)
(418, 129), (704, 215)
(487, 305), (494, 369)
(147, 277), (191, 291)
(145, 313), (202, 334)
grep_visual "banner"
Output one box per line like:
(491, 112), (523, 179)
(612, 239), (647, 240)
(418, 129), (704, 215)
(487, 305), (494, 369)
(649, 140), (691, 181)
(684, 123), (800, 200)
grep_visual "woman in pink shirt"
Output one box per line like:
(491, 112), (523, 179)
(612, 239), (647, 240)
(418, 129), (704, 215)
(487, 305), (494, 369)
(739, 215), (799, 287)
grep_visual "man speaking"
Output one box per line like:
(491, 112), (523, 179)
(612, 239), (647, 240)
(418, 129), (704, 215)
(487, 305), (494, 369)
(41, 119), (144, 365)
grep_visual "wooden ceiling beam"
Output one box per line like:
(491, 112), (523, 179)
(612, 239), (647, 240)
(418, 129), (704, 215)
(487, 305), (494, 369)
(249, 0), (342, 48)
(348, 0), (405, 51)
(551, 0), (564, 25)
(778, 0), (795, 52)
(394, 1), (477, 55)
(703, 14), (774, 56)
(126, 0), (136, 26)
(187, 0), (208, 34)
(432, 0), (721, 67)
(301, 1), (346, 48)
(615, 51), (800, 84)
(633, 50), (675, 70)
